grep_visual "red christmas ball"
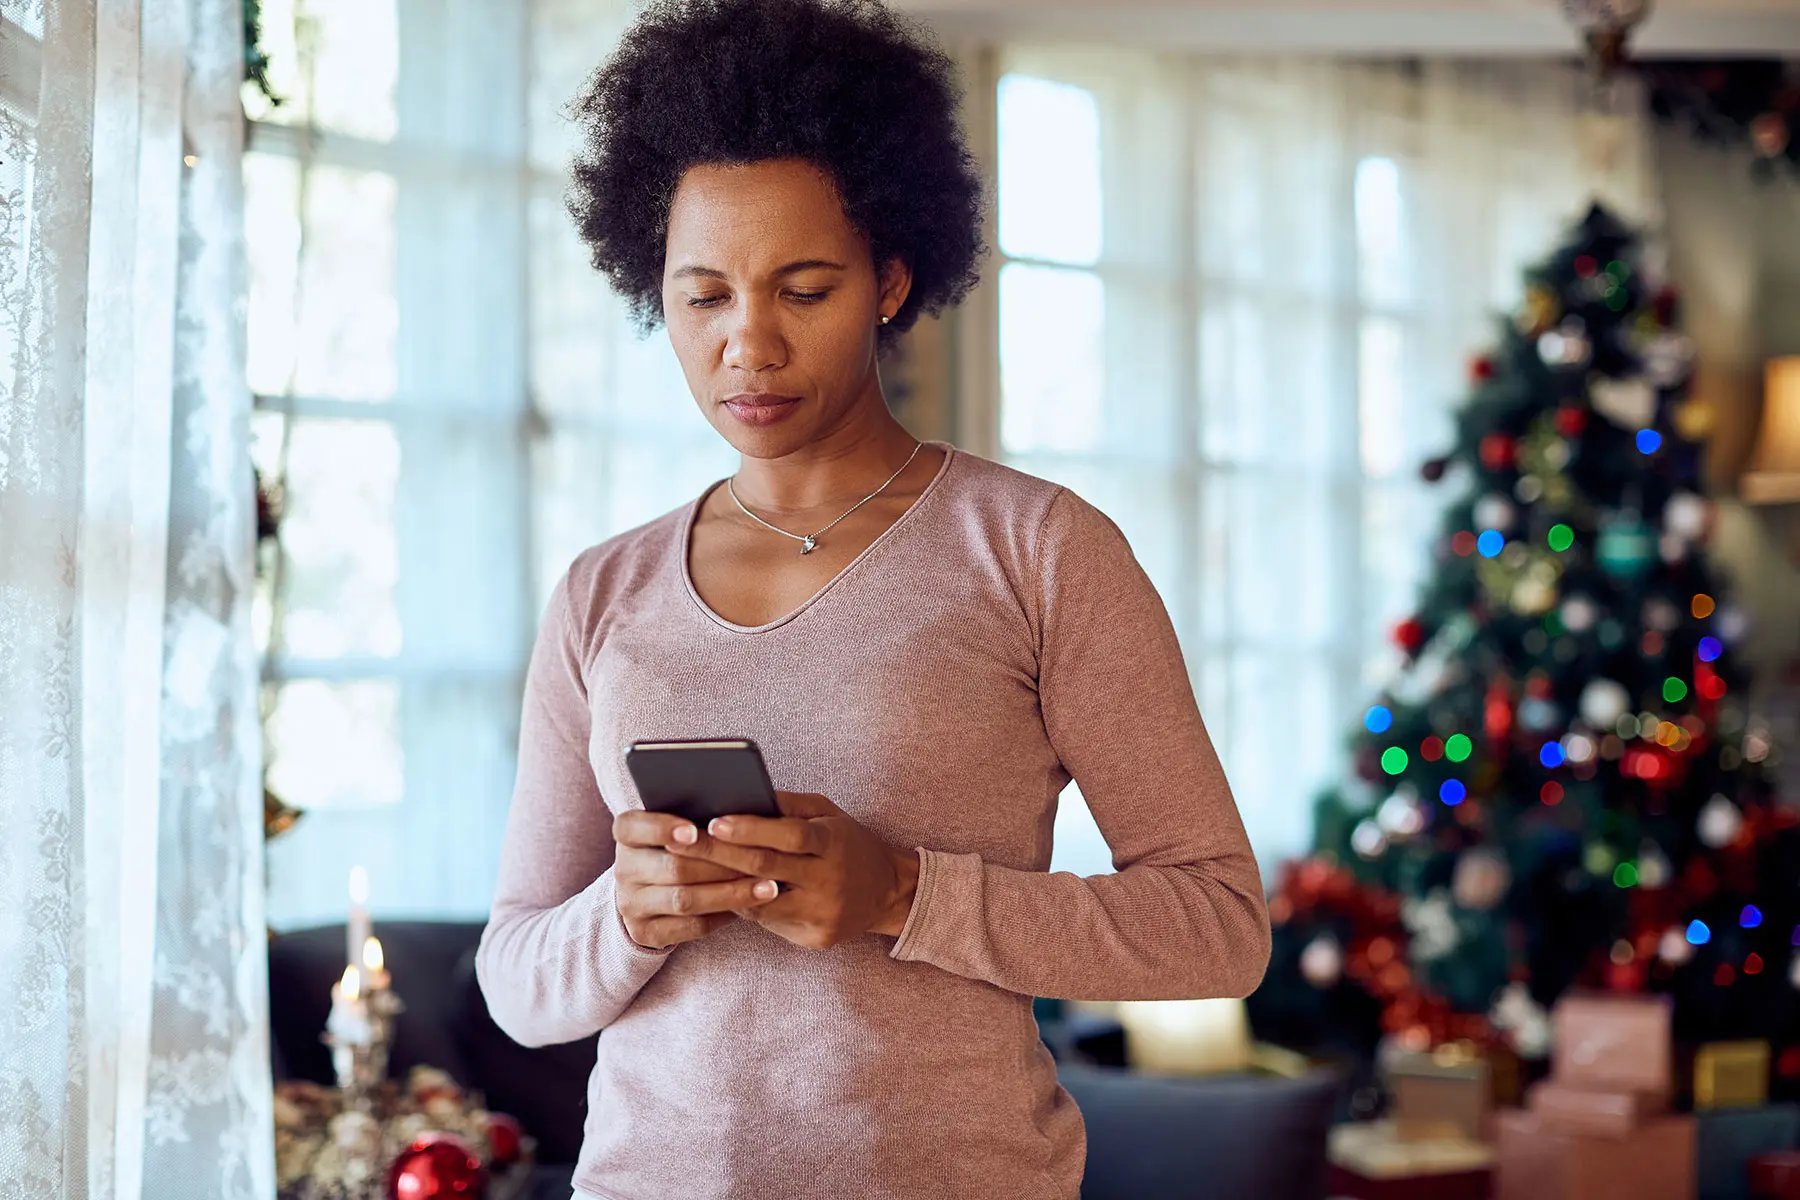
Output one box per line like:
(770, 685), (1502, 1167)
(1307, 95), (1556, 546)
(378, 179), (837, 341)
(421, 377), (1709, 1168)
(388, 1133), (485, 1200)
(1393, 617), (1426, 654)
(1479, 433), (1516, 471)
(485, 1113), (524, 1167)
(1470, 356), (1496, 383)
(1653, 286), (1680, 327)
(1555, 406), (1586, 437)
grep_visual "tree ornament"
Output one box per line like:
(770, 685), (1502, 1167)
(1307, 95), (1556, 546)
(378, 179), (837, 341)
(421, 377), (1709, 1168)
(1518, 284), (1560, 336)
(1643, 333), (1696, 387)
(1698, 794), (1744, 848)
(1597, 510), (1655, 579)
(1590, 377), (1656, 429)
(1555, 406), (1587, 437)
(1352, 820), (1388, 860)
(1480, 434), (1518, 471)
(1717, 605), (1750, 643)
(1561, 595), (1599, 633)
(1518, 695), (1561, 733)
(1671, 399), (1716, 443)
(1453, 848), (1512, 911)
(1659, 926), (1696, 965)
(1636, 840), (1672, 890)
(1579, 679), (1631, 728)
(1474, 494), (1516, 533)
(1642, 598), (1681, 633)
(486, 1113), (524, 1167)
(1539, 317), (1592, 369)
(1490, 981), (1551, 1060)
(1402, 890), (1460, 961)
(1377, 790), (1426, 840)
(1300, 935), (1344, 988)
(1471, 355), (1497, 383)
(1393, 617), (1427, 655)
(387, 1132), (485, 1200)
(1421, 456), (1450, 484)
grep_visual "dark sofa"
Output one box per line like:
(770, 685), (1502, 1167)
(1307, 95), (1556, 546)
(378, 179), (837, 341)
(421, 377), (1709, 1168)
(270, 922), (1341, 1200)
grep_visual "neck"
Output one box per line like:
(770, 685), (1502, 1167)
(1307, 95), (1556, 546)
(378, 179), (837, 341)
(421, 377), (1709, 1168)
(730, 412), (924, 516)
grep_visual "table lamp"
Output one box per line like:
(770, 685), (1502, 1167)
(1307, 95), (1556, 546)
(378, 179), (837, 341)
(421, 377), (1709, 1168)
(1742, 357), (1800, 505)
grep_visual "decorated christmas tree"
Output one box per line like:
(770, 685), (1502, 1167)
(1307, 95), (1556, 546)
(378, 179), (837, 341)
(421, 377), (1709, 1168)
(1250, 205), (1799, 1098)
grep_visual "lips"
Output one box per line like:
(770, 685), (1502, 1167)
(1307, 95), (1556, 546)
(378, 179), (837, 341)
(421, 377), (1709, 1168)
(723, 394), (799, 407)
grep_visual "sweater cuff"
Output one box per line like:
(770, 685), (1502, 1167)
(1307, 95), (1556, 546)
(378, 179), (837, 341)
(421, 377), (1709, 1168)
(889, 847), (980, 964)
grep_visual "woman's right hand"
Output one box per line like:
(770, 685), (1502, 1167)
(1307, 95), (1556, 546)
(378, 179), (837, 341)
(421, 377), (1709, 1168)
(613, 811), (781, 949)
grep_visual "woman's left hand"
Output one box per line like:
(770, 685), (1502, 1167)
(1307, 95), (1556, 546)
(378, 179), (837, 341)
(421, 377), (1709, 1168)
(666, 791), (919, 949)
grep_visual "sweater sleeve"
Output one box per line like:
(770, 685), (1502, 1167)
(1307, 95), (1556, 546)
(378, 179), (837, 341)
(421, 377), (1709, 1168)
(889, 487), (1272, 1001)
(475, 568), (673, 1047)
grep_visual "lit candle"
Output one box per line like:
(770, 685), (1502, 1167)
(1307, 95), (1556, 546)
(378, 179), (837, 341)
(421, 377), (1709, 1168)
(361, 935), (390, 993)
(327, 964), (372, 1046)
(346, 865), (372, 974)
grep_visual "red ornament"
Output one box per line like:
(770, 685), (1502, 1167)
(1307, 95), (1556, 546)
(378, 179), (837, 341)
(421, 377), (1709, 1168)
(388, 1133), (485, 1200)
(1779, 1046), (1800, 1079)
(1653, 286), (1680, 327)
(1574, 255), (1599, 279)
(1451, 531), (1478, 557)
(1393, 617), (1426, 654)
(1555, 407), (1587, 437)
(1748, 1151), (1800, 1200)
(1471, 356), (1497, 383)
(1479, 433), (1516, 471)
(1484, 680), (1514, 741)
(485, 1113), (524, 1167)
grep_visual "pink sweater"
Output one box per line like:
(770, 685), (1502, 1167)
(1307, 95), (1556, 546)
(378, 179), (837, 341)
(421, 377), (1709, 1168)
(475, 439), (1270, 1200)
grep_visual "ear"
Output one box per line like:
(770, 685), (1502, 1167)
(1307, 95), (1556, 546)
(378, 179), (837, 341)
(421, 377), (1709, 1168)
(877, 256), (913, 323)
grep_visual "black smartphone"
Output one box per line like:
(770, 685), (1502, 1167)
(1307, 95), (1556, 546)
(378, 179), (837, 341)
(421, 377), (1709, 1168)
(624, 738), (784, 828)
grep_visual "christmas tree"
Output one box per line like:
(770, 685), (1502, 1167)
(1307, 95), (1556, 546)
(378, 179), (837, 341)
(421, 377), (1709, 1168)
(1249, 206), (1800, 1097)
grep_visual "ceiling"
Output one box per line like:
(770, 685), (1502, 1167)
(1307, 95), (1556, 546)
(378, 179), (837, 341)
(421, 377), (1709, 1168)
(891, 0), (1800, 56)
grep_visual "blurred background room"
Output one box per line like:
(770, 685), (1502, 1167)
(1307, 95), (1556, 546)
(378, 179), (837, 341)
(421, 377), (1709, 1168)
(6, 0), (1800, 1197)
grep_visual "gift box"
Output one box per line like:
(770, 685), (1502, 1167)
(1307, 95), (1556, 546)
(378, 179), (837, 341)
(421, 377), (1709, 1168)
(1527, 1079), (1668, 1139)
(1698, 1042), (1773, 1112)
(1552, 993), (1674, 1103)
(1386, 1042), (1493, 1142)
(1748, 1151), (1800, 1200)
(1329, 1118), (1495, 1200)
(1700, 1107), (1800, 1200)
(1496, 1106), (1696, 1200)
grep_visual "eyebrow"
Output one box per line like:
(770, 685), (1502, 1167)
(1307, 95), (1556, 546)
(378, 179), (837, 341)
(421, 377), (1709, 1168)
(670, 259), (849, 281)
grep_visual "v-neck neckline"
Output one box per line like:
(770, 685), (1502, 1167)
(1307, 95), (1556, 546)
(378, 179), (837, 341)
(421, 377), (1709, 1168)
(678, 439), (958, 635)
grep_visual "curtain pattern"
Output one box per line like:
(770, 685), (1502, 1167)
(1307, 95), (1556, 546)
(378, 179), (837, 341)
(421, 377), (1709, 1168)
(0, 1), (275, 1196)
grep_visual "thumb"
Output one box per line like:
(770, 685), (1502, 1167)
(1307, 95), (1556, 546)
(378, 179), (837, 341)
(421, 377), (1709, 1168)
(775, 790), (842, 819)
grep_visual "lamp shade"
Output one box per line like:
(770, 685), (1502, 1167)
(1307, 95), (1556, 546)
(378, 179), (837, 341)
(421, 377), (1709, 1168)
(1743, 357), (1800, 504)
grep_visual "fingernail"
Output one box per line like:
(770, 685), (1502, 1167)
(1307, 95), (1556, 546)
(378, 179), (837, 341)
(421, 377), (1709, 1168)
(754, 880), (778, 900)
(672, 824), (697, 845)
(710, 819), (731, 837)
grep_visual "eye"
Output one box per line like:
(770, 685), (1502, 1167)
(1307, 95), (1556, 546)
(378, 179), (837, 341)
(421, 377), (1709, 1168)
(686, 294), (727, 309)
(786, 290), (830, 304)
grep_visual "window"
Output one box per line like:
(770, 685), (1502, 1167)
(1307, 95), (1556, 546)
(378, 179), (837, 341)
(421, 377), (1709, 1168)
(989, 52), (1658, 876)
(253, 0), (732, 927)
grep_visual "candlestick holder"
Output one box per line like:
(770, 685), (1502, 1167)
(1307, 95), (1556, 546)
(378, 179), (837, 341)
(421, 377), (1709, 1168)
(322, 987), (406, 1115)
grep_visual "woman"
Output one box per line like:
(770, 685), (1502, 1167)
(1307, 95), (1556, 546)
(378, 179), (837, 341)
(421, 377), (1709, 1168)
(475, 1), (1271, 1196)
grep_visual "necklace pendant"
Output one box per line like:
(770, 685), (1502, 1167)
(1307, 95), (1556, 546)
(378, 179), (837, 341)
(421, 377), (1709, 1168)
(800, 535), (817, 555)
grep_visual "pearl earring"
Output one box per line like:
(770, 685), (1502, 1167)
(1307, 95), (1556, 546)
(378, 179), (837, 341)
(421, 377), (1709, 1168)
(879, 314), (890, 325)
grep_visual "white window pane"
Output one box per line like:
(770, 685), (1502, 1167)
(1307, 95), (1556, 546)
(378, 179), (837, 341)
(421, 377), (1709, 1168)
(245, 152), (303, 396)
(2, 1), (43, 38)
(1050, 782), (1115, 878)
(1355, 156), (1408, 308)
(265, 679), (403, 809)
(1359, 316), (1406, 478)
(1198, 297), (1342, 469)
(244, 0), (399, 142)
(1201, 469), (1340, 651)
(1000, 264), (1104, 455)
(279, 419), (402, 658)
(294, 164), (398, 400)
(997, 74), (1102, 266)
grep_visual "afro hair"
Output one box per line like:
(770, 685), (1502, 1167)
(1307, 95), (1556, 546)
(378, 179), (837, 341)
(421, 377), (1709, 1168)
(566, 0), (986, 345)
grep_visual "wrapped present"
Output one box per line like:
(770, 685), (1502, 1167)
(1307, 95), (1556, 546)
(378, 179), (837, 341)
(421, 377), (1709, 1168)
(1527, 1080), (1667, 1139)
(1698, 1105), (1800, 1200)
(1748, 1150), (1800, 1200)
(1385, 1040), (1492, 1142)
(1552, 993), (1674, 1102)
(1328, 1118), (1496, 1200)
(1496, 1107), (1696, 1200)
(1697, 1042), (1773, 1112)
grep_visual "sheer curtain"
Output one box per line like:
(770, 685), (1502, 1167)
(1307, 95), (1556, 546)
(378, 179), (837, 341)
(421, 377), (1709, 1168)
(977, 52), (1661, 877)
(0, 2), (274, 1197)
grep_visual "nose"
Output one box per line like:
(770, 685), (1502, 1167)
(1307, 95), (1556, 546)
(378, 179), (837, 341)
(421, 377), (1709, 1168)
(721, 294), (787, 373)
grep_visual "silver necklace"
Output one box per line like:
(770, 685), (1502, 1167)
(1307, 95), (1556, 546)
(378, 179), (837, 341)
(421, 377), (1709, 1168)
(727, 440), (925, 555)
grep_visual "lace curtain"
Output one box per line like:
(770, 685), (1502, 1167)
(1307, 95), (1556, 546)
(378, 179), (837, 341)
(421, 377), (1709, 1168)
(974, 53), (1662, 875)
(0, 1), (275, 1197)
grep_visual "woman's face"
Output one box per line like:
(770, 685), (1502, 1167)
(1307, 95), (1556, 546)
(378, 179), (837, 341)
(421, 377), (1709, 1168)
(662, 157), (910, 454)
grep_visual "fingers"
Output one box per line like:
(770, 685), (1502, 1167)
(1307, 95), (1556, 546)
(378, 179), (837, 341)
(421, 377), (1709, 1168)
(626, 911), (735, 950)
(671, 835), (811, 885)
(774, 790), (841, 819)
(636, 876), (780, 919)
(705, 813), (824, 855)
(614, 809), (702, 850)
(619, 848), (747, 887)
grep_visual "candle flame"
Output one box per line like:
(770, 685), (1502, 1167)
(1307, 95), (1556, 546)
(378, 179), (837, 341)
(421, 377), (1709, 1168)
(362, 936), (384, 973)
(348, 865), (368, 905)
(340, 964), (361, 1002)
